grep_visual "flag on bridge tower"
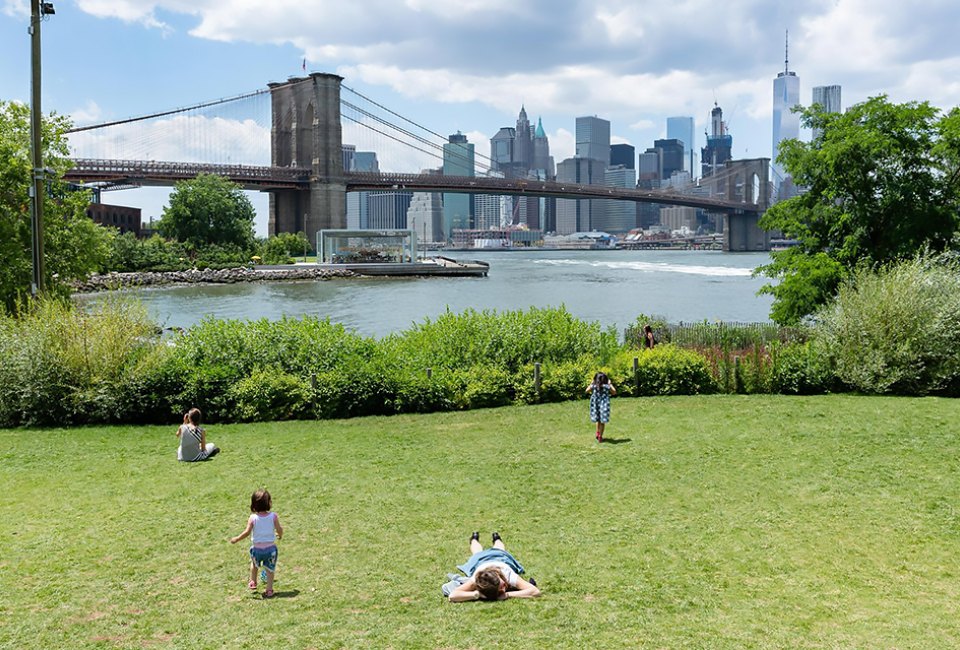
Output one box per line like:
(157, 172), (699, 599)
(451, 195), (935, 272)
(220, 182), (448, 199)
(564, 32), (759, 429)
(302, 58), (307, 72)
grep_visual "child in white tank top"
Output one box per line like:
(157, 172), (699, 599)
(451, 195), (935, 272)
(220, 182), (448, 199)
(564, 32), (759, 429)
(230, 489), (284, 598)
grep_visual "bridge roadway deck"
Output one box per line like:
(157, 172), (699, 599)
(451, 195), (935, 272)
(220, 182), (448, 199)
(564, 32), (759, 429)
(64, 159), (762, 213)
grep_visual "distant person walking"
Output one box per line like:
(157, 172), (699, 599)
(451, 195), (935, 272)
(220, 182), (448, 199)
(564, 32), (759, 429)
(586, 371), (616, 442)
(175, 408), (219, 461)
(643, 324), (656, 349)
(230, 489), (284, 598)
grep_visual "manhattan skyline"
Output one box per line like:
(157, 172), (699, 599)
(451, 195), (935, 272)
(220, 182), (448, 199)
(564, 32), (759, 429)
(2, 0), (958, 235)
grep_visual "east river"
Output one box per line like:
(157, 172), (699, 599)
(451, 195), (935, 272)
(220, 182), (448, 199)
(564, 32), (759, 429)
(79, 249), (775, 337)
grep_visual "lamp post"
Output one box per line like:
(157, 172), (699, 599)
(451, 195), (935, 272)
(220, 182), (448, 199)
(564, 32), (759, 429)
(28, 1), (55, 296)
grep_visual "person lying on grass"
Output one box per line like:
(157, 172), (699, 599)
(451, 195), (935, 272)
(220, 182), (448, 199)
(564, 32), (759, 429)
(447, 531), (541, 602)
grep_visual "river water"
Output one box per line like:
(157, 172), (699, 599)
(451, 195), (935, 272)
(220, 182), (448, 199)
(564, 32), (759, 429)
(79, 250), (775, 337)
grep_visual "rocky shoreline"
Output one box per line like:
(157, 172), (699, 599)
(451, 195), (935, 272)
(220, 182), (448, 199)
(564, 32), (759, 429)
(71, 267), (359, 293)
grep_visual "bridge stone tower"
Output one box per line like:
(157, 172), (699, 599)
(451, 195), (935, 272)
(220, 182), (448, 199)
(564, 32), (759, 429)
(268, 73), (346, 247)
(707, 158), (772, 252)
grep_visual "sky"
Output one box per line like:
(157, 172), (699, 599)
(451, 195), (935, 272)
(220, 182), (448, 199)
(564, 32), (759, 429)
(2, 0), (959, 236)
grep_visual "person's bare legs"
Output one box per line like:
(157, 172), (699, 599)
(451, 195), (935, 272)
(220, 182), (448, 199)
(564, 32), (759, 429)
(264, 568), (275, 596)
(248, 560), (258, 588)
(598, 422), (606, 441)
(492, 531), (505, 550)
(470, 531), (483, 554)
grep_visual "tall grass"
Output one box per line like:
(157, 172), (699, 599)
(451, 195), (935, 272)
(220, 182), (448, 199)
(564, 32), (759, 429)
(0, 296), (155, 425)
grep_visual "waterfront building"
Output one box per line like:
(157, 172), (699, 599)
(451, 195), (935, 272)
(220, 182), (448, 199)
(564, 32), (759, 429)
(555, 156), (606, 234)
(345, 148), (379, 229)
(442, 131), (475, 241)
(666, 116), (695, 176)
(575, 116), (611, 163)
(367, 191), (413, 230)
(811, 84), (842, 141)
(601, 164), (638, 234)
(659, 205), (698, 233)
(406, 167), (444, 245)
(772, 32), (800, 186)
(610, 143), (635, 170)
(86, 202), (141, 235)
(637, 151), (661, 228)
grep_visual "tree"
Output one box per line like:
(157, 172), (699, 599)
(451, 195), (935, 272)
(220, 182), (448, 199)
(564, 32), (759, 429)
(157, 173), (256, 250)
(0, 100), (112, 312)
(259, 232), (310, 264)
(757, 96), (960, 324)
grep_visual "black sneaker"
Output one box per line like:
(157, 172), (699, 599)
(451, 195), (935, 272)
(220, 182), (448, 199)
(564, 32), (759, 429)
(491, 531), (502, 544)
(470, 531), (480, 542)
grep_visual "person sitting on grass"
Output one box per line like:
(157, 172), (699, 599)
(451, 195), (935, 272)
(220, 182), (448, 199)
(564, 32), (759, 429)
(175, 408), (219, 462)
(447, 531), (541, 602)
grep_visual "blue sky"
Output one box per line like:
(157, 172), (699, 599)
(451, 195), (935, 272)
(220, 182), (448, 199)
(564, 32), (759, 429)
(3, 0), (959, 235)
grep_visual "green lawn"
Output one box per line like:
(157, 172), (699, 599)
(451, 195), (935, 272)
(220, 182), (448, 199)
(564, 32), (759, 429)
(3, 395), (960, 649)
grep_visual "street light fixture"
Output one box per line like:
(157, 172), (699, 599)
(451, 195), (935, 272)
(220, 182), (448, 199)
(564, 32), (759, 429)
(28, 0), (54, 295)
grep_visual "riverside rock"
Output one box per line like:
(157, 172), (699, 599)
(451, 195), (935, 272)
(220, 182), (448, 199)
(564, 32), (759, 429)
(72, 267), (358, 293)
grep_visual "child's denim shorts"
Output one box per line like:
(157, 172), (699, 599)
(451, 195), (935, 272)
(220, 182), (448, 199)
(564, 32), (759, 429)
(250, 545), (278, 572)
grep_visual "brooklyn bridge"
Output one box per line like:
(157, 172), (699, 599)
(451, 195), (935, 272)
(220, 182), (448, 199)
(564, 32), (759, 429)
(64, 73), (771, 251)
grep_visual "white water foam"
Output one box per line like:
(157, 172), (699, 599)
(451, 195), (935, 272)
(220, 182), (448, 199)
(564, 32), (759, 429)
(533, 258), (754, 277)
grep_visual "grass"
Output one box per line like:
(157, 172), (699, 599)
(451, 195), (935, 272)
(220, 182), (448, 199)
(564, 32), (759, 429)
(3, 394), (960, 649)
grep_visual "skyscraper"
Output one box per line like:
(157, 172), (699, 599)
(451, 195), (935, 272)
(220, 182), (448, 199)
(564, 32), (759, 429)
(602, 164), (637, 233)
(443, 132), (474, 241)
(532, 117), (553, 177)
(666, 116), (695, 176)
(514, 106), (533, 172)
(610, 143), (635, 170)
(490, 127), (515, 171)
(701, 104), (732, 178)
(811, 84), (842, 141)
(555, 157), (606, 234)
(653, 139), (685, 181)
(772, 31), (800, 185)
(575, 116), (611, 163)
(344, 148), (379, 229)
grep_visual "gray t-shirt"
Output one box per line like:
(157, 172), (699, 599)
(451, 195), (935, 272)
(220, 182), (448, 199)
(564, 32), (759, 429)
(178, 424), (205, 461)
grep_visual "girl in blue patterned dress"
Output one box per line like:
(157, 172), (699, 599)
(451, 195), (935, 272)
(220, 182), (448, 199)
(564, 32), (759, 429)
(586, 371), (616, 442)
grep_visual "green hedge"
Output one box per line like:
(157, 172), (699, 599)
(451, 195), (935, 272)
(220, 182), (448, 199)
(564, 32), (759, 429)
(0, 300), (848, 427)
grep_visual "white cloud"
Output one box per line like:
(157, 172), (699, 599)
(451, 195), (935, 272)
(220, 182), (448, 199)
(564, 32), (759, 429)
(66, 0), (960, 171)
(2, 0), (27, 18)
(69, 100), (103, 125)
(75, 0), (173, 29)
(550, 128), (574, 163)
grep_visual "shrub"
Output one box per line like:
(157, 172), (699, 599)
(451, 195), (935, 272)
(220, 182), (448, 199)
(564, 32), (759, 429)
(815, 254), (960, 395)
(633, 345), (717, 396)
(384, 306), (608, 373)
(515, 357), (594, 404)
(448, 365), (516, 410)
(230, 367), (313, 422)
(769, 341), (836, 395)
(0, 296), (156, 426)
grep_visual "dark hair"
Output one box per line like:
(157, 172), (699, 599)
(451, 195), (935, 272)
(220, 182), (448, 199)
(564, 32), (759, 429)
(187, 407), (202, 426)
(250, 489), (272, 513)
(592, 371), (609, 388)
(474, 567), (505, 600)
